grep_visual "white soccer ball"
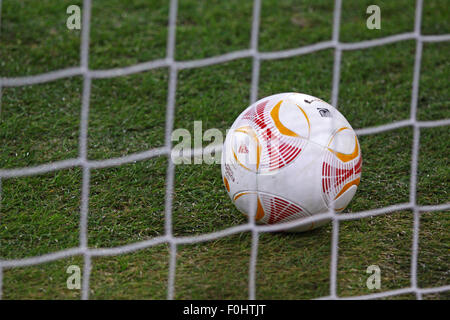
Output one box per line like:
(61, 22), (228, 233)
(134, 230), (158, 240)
(221, 92), (362, 232)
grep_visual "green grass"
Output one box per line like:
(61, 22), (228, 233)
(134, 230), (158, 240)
(89, 245), (170, 299)
(339, 41), (416, 128)
(259, 49), (334, 102)
(339, 0), (416, 43)
(0, 78), (82, 169)
(259, 0), (334, 52)
(0, 169), (81, 260)
(89, 157), (168, 247)
(418, 42), (450, 121)
(88, 69), (168, 160)
(0, 0), (82, 77)
(0, 0), (449, 300)
(175, 59), (252, 137)
(176, 0), (253, 61)
(90, 0), (169, 69)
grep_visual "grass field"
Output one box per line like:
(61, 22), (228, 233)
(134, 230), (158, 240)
(0, 0), (449, 299)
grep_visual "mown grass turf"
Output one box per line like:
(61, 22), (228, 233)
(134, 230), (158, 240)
(88, 69), (168, 160)
(0, 0), (82, 77)
(259, 0), (334, 52)
(0, 0), (448, 299)
(90, 0), (169, 69)
(0, 78), (82, 169)
(88, 157), (168, 248)
(339, 41), (416, 128)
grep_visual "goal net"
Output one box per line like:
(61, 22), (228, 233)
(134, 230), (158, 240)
(0, 0), (449, 300)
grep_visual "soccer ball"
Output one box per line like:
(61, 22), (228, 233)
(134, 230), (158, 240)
(221, 92), (362, 232)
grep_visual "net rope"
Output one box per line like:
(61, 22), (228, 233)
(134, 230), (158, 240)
(0, 0), (449, 300)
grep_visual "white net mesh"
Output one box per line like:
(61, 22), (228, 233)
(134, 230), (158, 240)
(0, 0), (449, 300)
